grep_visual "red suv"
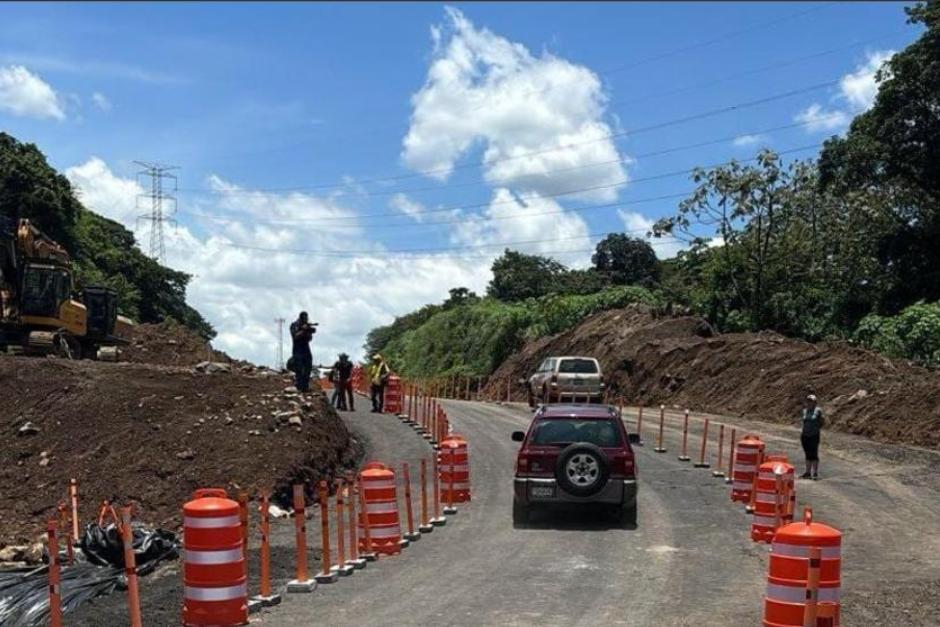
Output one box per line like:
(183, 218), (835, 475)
(512, 404), (638, 526)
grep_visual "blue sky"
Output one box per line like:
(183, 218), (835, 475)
(0, 2), (921, 364)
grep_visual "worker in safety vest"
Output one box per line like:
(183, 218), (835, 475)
(800, 394), (824, 480)
(367, 353), (391, 413)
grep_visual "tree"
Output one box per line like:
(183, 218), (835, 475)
(486, 250), (567, 301)
(591, 233), (660, 287)
(817, 1), (940, 311)
(0, 132), (215, 338)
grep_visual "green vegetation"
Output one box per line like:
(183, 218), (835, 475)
(369, 3), (940, 372)
(369, 285), (658, 378)
(0, 132), (214, 338)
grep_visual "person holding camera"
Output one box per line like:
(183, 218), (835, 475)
(289, 311), (316, 392)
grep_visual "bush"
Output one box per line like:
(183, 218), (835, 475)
(854, 301), (940, 368)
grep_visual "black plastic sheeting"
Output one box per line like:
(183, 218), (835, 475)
(0, 522), (178, 626)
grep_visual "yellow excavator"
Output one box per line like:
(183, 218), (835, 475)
(0, 216), (133, 359)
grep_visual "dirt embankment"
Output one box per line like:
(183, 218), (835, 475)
(483, 304), (940, 448)
(0, 356), (360, 548)
(119, 321), (236, 366)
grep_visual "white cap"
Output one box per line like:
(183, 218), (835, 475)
(806, 394), (817, 402)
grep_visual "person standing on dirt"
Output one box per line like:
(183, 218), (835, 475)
(328, 365), (346, 410)
(331, 353), (355, 411)
(800, 394), (824, 480)
(367, 353), (390, 413)
(290, 311), (316, 393)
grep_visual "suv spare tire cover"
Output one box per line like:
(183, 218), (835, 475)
(555, 443), (610, 497)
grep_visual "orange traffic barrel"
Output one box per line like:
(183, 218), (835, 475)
(439, 435), (470, 503)
(182, 488), (248, 626)
(751, 459), (795, 543)
(730, 434), (765, 504)
(763, 508), (841, 626)
(357, 462), (402, 556)
(384, 376), (403, 414)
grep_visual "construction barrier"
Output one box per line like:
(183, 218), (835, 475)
(182, 488), (248, 627)
(120, 506), (144, 627)
(385, 375), (402, 414)
(47, 520), (62, 627)
(731, 434), (765, 504)
(678, 410), (691, 461)
(358, 462), (402, 556)
(439, 435), (471, 503)
(712, 424), (726, 478)
(751, 458), (795, 543)
(763, 508), (841, 627)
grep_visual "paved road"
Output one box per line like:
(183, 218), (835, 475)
(70, 397), (940, 625)
(267, 399), (940, 626)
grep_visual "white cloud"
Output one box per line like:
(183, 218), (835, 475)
(91, 91), (111, 111)
(390, 193), (425, 222)
(732, 134), (767, 148)
(794, 103), (850, 133)
(453, 189), (593, 267)
(0, 65), (64, 120)
(67, 157), (495, 367)
(66, 157), (142, 224)
(617, 209), (685, 260)
(797, 50), (895, 134)
(840, 50), (894, 110)
(402, 7), (627, 203)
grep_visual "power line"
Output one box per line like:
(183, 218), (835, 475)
(218, 229), (682, 258)
(181, 143), (822, 228)
(134, 161), (179, 263)
(179, 108), (852, 210)
(160, 4), (847, 168)
(178, 78), (839, 196)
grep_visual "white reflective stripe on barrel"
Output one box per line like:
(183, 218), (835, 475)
(442, 464), (469, 473)
(448, 482), (470, 489)
(183, 548), (243, 565)
(734, 463), (756, 472)
(756, 493), (782, 504)
(732, 481), (753, 490)
(365, 501), (398, 513)
(765, 583), (840, 604)
(751, 514), (779, 526)
(184, 515), (240, 529)
(366, 526), (401, 539)
(363, 480), (396, 489)
(771, 543), (842, 559)
(184, 582), (247, 602)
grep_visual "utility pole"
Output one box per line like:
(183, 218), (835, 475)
(274, 318), (286, 370)
(135, 161), (178, 264)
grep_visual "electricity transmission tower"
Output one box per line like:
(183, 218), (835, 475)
(135, 161), (178, 264)
(274, 317), (286, 370)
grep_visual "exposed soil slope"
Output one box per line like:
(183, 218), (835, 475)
(0, 356), (359, 547)
(120, 321), (234, 366)
(483, 304), (940, 448)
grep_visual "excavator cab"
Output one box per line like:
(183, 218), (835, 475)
(20, 263), (72, 318)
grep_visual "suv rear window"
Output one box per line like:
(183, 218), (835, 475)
(557, 359), (598, 374)
(530, 419), (622, 447)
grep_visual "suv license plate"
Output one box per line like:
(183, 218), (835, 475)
(573, 378), (585, 386)
(530, 485), (555, 499)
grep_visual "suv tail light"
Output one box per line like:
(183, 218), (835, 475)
(613, 451), (636, 478)
(516, 451), (530, 474)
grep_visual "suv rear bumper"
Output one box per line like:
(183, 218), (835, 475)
(513, 477), (637, 506)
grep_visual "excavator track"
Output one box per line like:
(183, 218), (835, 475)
(25, 331), (81, 359)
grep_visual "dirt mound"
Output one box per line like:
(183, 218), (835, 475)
(484, 304), (940, 448)
(0, 356), (359, 547)
(120, 321), (236, 367)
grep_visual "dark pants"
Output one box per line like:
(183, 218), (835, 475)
(341, 380), (354, 411)
(294, 353), (312, 392)
(331, 385), (346, 410)
(801, 434), (820, 462)
(370, 383), (385, 412)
